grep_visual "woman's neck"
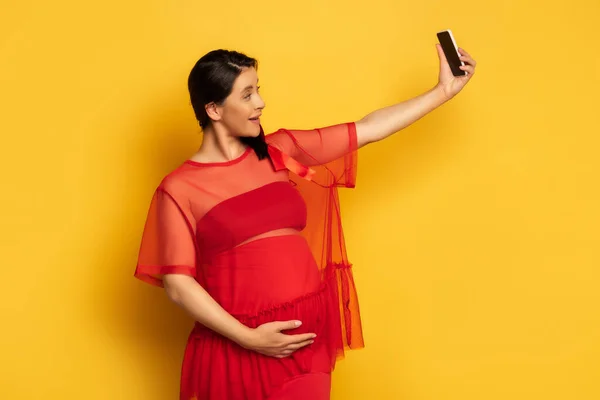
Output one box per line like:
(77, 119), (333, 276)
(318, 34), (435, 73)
(191, 125), (247, 163)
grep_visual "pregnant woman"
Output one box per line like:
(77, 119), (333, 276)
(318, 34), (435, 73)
(134, 47), (476, 399)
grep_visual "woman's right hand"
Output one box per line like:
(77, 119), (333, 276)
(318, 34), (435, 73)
(241, 320), (317, 358)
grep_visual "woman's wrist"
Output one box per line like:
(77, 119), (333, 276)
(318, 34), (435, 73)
(231, 324), (257, 349)
(433, 82), (453, 103)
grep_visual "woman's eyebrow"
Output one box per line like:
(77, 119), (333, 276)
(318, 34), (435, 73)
(241, 81), (259, 93)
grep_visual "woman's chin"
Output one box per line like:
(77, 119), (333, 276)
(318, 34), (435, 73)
(235, 122), (262, 138)
(249, 124), (262, 137)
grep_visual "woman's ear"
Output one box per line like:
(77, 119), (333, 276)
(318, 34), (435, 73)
(205, 102), (222, 124)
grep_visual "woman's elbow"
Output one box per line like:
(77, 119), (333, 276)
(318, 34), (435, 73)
(355, 119), (377, 148)
(163, 274), (194, 304)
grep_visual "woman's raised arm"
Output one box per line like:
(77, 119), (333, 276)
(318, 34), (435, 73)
(355, 45), (477, 147)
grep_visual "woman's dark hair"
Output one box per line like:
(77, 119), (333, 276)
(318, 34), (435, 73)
(187, 49), (268, 160)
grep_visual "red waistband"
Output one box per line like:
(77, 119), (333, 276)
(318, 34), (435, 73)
(191, 277), (338, 338)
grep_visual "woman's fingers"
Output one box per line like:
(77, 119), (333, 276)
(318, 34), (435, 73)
(252, 321), (317, 358)
(459, 65), (475, 74)
(285, 332), (316, 345)
(459, 54), (477, 68)
(273, 339), (315, 358)
(458, 50), (476, 76)
(286, 339), (315, 351)
(271, 335), (317, 358)
(272, 320), (303, 332)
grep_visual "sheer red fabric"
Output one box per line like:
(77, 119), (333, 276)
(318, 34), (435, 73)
(134, 122), (364, 399)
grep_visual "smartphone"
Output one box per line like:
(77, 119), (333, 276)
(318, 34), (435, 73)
(436, 29), (467, 76)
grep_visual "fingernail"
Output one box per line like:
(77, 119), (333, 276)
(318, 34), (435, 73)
(295, 321), (302, 327)
(312, 334), (317, 338)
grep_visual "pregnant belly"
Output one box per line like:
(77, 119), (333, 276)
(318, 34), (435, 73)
(202, 234), (322, 317)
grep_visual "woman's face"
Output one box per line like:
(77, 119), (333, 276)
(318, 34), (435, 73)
(213, 67), (265, 138)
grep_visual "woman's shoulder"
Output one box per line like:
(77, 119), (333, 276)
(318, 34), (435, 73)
(153, 161), (205, 197)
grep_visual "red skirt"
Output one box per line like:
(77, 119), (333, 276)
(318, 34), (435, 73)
(180, 235), (343, 400)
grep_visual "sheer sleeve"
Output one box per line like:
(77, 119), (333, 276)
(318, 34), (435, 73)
(265, 121), (364, 356)
(134, 187), (197, 288)
(266, 122), (358, 188)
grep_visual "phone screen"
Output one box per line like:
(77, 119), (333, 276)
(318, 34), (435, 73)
(437, 31), (466, 76)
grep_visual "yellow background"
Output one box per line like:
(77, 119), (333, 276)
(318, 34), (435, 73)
(2, 0), (599, 398)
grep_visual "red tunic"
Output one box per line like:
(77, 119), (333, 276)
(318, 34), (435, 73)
(134, 122), (364, 399)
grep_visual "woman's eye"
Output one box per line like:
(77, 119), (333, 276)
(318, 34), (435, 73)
(243, 86), (259, 100)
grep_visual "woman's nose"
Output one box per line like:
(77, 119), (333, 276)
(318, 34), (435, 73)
(256, 95), (266, 110)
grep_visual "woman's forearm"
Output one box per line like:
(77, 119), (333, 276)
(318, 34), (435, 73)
(163, 274), (254, 348)
(355, 84), (449, 148)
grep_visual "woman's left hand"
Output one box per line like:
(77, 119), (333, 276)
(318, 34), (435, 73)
(435, 45), (477, 101)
